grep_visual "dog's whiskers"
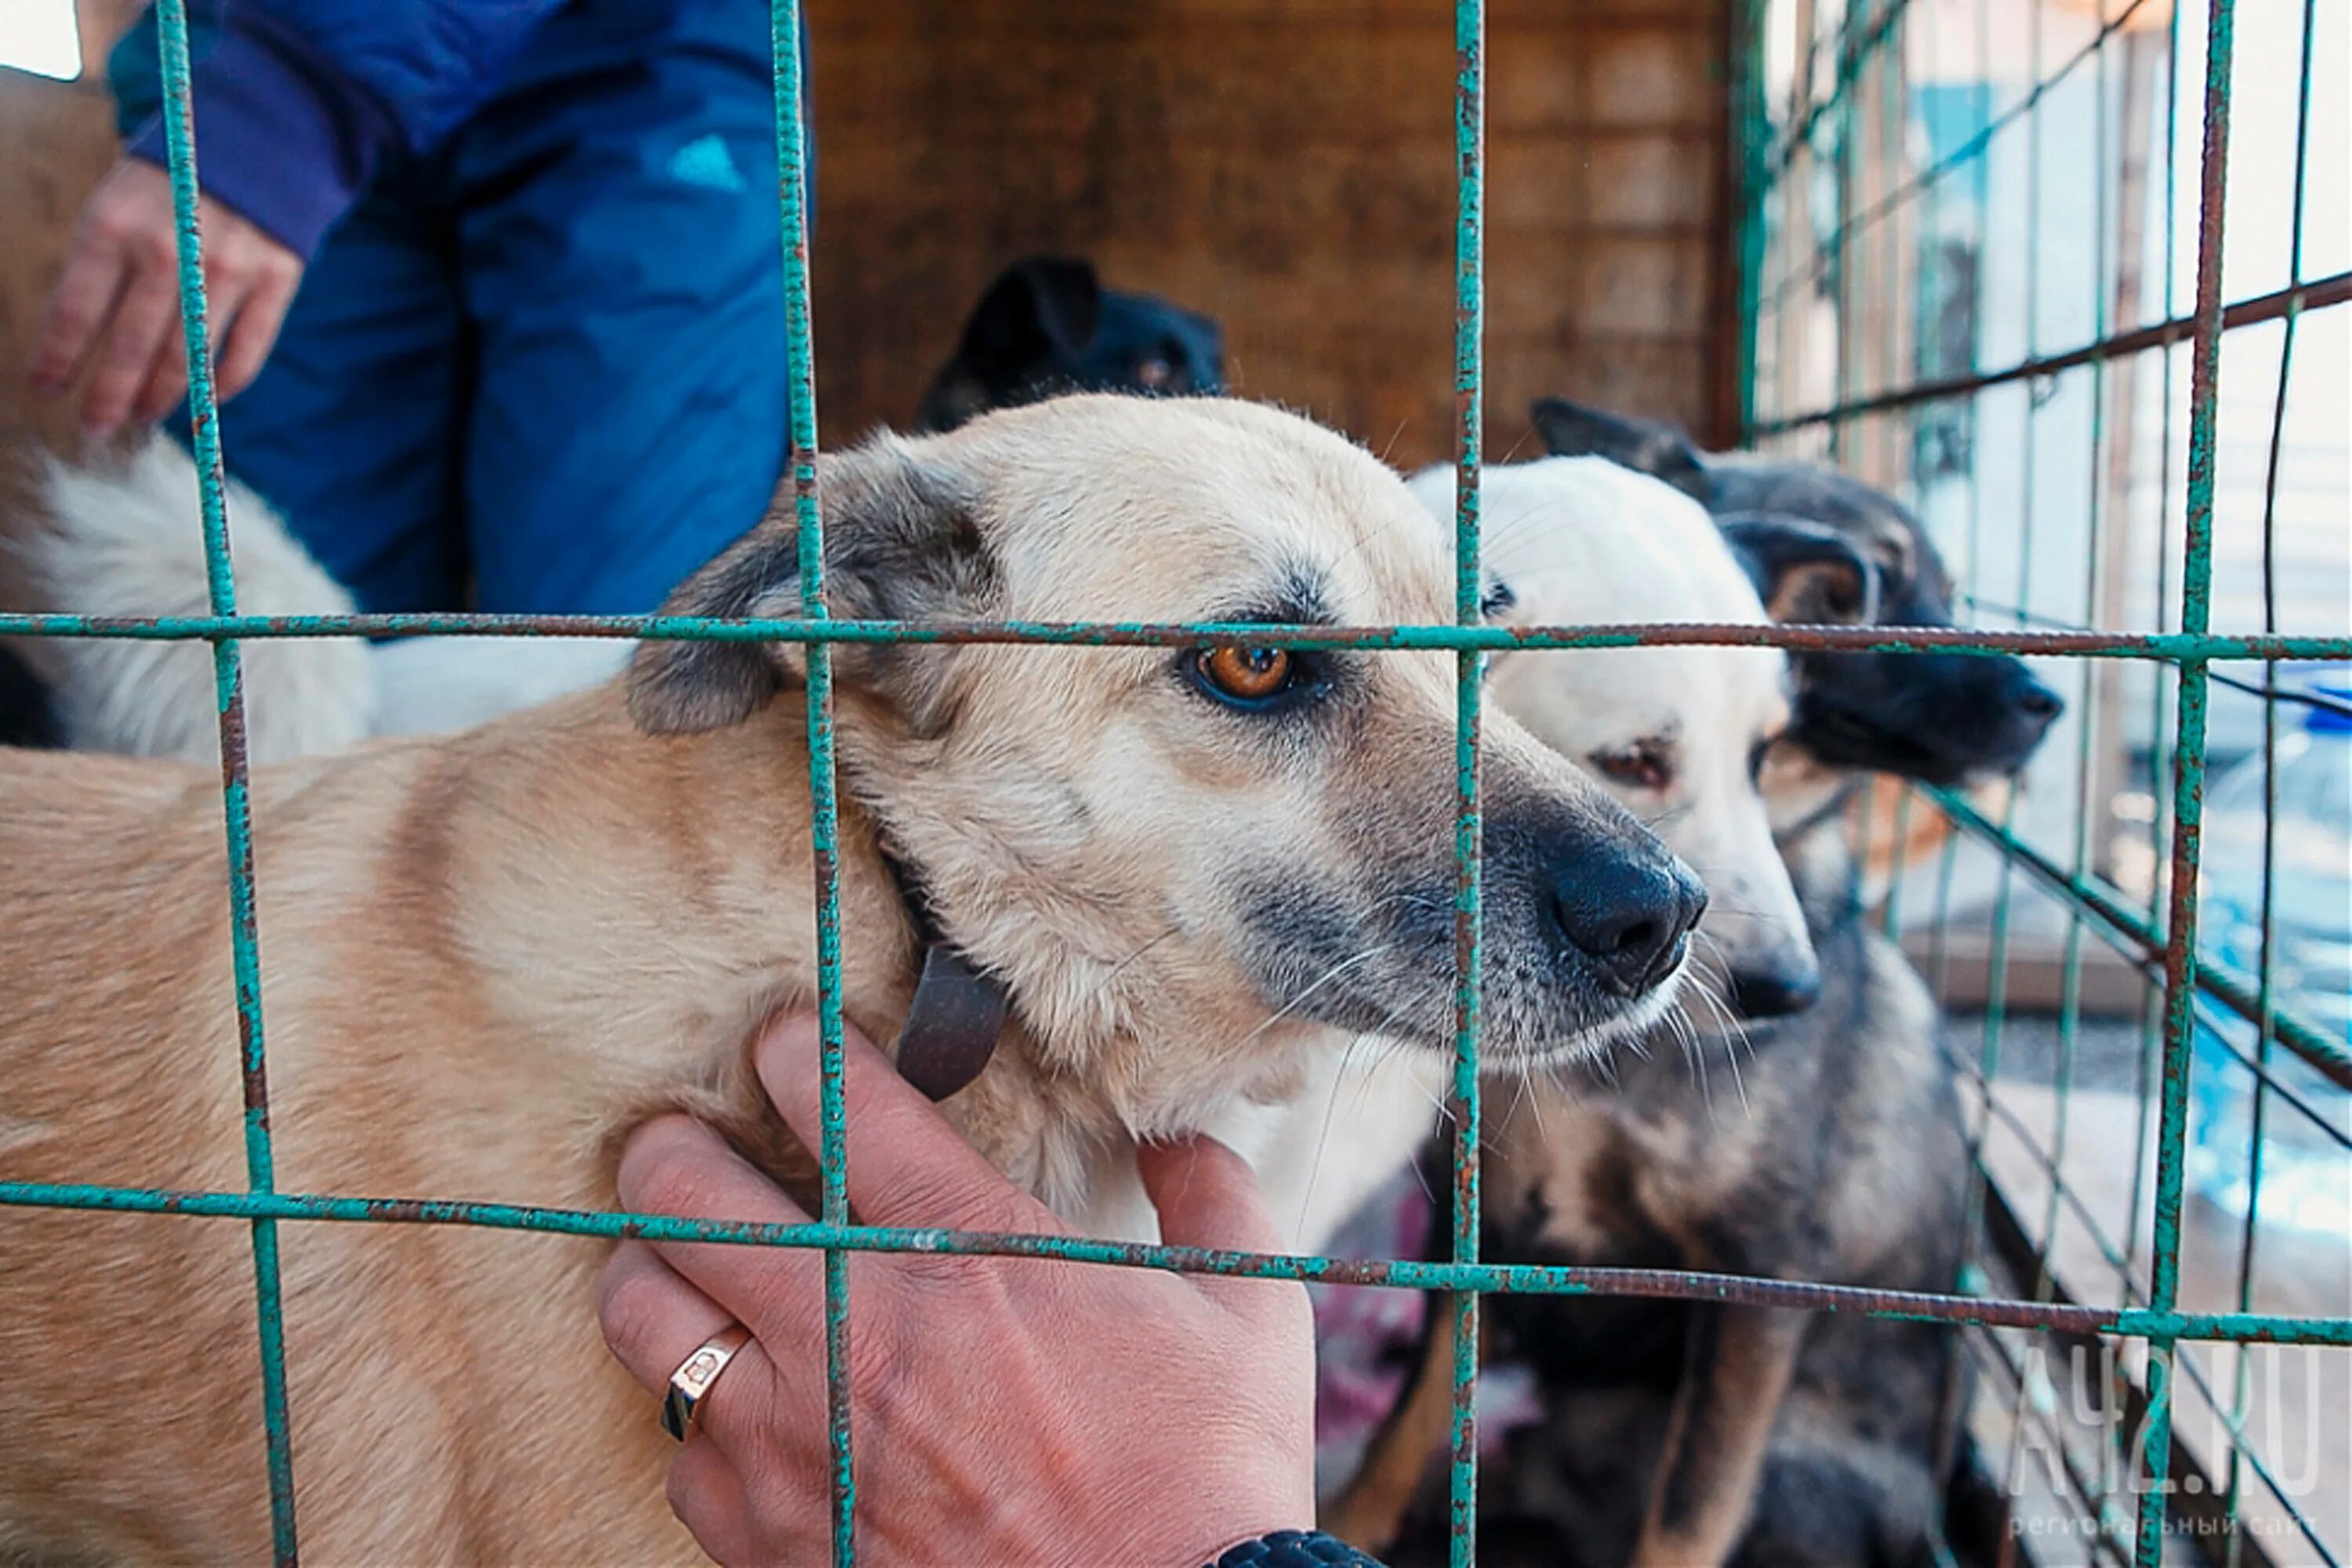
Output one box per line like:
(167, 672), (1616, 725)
(1501, 1071), (1535, 1149)
(1521, 1066), (1552, 1141)
(1222, 942), (1406, 1064)
(1293, 1031), (1370, 1244)
(1290, 996), (1436, 1244)
(1674, 1000), (1713, 1115)
(1094, 923), (1185, 989)
(1686, 935), (1762, 1098)
(1692, 991), (1751, 1113)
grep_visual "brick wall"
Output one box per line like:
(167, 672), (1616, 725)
(806, 0), (1739, 466)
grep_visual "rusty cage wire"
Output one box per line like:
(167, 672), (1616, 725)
(0, 0), (2347, 1565)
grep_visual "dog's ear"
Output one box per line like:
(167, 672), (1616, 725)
(956, 256), (1105, 387)
(1529, 397), (1709, 499)
(916, 258), (1105, 431)
(1719, 515), (1882, 626)
(630, 440), (1000, 735)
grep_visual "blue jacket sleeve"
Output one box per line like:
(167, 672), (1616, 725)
(124, 1), (568, 261)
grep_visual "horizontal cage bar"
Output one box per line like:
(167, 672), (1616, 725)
(1, 612), (2344, 664)
(2, 1180), (2344, 1348)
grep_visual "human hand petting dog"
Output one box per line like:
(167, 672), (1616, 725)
(598, 1012), (1329, 1568)
(28, 158), (303, 437)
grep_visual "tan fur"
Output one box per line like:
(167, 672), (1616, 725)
(1632, 1307), (1809, 1568)
(0, 396), (1676, 1564)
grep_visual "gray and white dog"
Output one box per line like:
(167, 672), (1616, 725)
(1356, 400), (2060, 1568)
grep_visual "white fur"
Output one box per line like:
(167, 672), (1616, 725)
(1258, 1044), (1452, 1251)
(1414, 456), (1809, 990)
(369, 637), (631, 737)
(12, 437), (372, 765)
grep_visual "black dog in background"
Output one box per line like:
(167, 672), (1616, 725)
(915, 256), (1225, 433)
(1531, 397), (2060, 787)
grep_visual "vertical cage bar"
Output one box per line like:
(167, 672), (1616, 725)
(2136, 0), (2235, 1559)
(1958, 0), (2036, 1333)
(2015, 20), (2124, 1538)
(1732, 0), (1772, 441)
(1828, 3), (1857, 469)
(1876, 0), (1905, 488)
(151, 0), (299, 1558)
(2222, 2), (2315, 1554)
(766, 4), (852, 1560)
(2031, 0), (2117, 1334)
(1447, 0), (1486, 1560)
(2124, 0), (2189, 1293)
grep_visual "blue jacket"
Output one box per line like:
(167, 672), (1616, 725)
(125, 2), (570, 260)
(124, 2), (808, 263)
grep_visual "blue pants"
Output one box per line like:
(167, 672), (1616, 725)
(114, 2), (802, 614)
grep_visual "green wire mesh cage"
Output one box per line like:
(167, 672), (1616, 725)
(0, 1), (2345, 1565)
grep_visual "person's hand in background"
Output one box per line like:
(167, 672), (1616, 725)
(597, 1013), (1317, 1567)
(27, 158), (303, 437)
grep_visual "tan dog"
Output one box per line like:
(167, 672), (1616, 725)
(0, 395), (1702, 1566)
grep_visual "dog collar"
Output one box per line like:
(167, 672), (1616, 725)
(873, 841), (1011, 1101)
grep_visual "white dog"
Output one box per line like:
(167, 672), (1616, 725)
(1276, 455), (1816, 1251)
(1295, 457), (1827, 1546)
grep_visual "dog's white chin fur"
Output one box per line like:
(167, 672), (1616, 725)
(13, 436), (636, 762)
(1552, 964), (1689, 1064)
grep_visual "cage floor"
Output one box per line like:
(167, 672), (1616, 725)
(1975, 1073), (2350, 1564)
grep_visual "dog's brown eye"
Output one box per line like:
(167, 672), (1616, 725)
(1592, 744), (1671, 790)
(1198, 644), (1294, 702)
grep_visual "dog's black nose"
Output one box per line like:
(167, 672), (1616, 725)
(2013, 672), (2063, 725)
(1548, 853), (1708, 997)
(1731, 960), (1821, 1018)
